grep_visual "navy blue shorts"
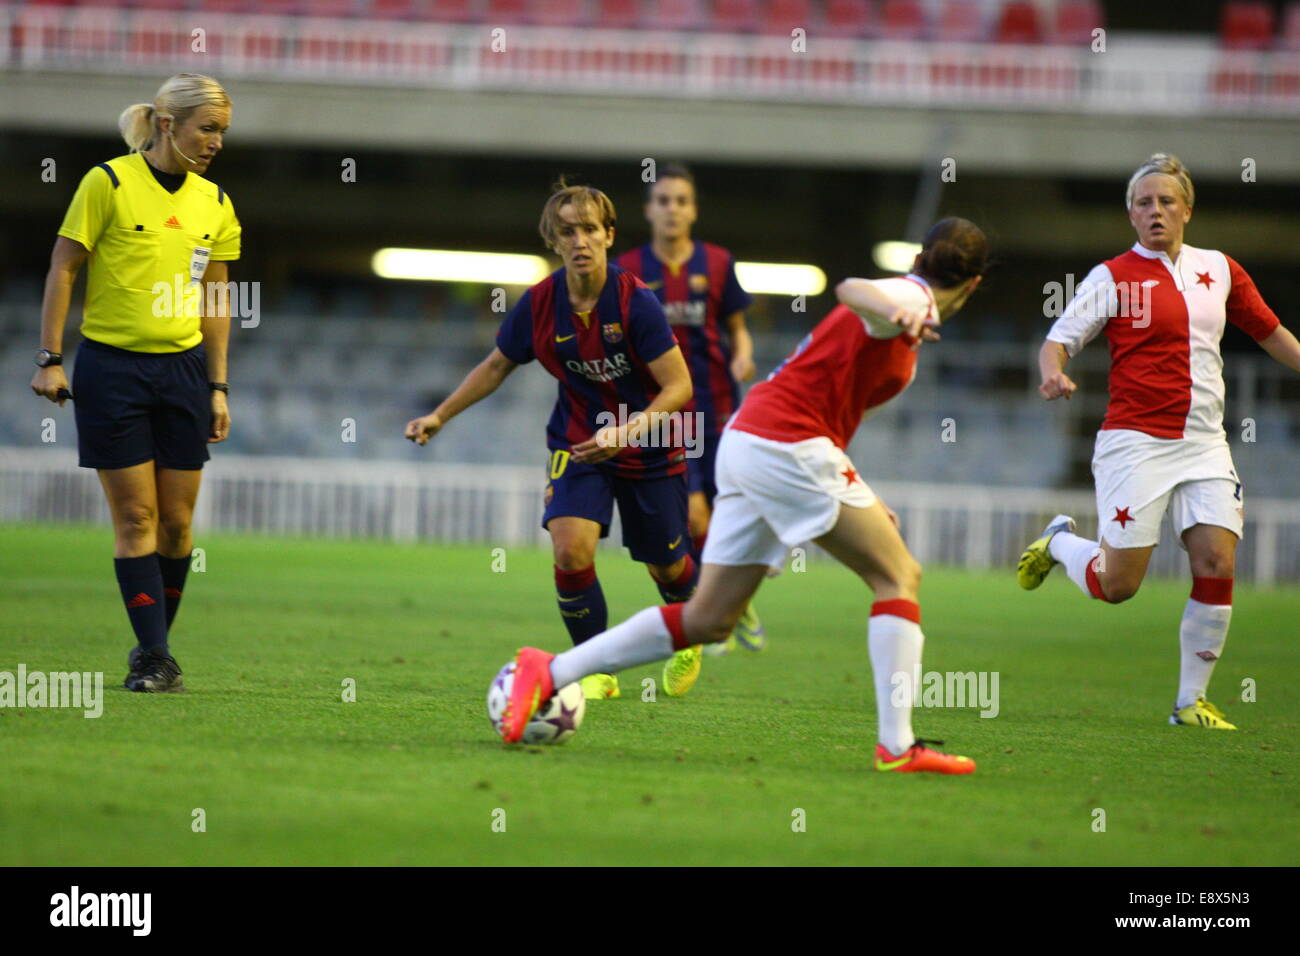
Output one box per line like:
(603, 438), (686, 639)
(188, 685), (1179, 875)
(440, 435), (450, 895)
(541, 450), (689, 566)
(686, 431), (723, 503)
(72, 338), (211, 471)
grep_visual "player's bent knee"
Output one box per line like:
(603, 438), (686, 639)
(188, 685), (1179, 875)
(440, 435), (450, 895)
(1103, 578), (1141, 604)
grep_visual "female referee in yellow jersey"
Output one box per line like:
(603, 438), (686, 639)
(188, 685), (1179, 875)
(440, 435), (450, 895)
(30, 73), (240, 692)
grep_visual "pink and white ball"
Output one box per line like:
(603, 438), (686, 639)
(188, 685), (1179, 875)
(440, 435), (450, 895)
(487, 662), (585, 745)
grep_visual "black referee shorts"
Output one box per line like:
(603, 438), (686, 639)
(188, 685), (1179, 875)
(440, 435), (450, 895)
(71, 337), (211, 471)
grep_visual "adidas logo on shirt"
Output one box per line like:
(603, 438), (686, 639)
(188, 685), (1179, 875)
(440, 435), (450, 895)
(164, 215), (183, 229)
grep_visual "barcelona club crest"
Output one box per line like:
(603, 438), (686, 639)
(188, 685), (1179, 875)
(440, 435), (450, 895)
(544, 482), (554, 506)
(689, 273), (709, 294)
(602, 322), (623, 343)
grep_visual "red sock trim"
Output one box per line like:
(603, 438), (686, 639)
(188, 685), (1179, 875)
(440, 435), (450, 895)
(668, 554), (696, 589)
(1191, 576), (1233, 605)
(660, 603), (688, 650)
(870, 599), (920, 625)
(555, 564), (596, 593)
(1085, 556), (1109, 602)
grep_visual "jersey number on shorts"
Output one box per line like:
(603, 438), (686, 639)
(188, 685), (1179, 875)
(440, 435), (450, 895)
(549, 449), (571, 479)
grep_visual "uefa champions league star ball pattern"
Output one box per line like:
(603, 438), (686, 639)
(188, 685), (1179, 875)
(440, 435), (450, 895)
(486, 662), (586, 745)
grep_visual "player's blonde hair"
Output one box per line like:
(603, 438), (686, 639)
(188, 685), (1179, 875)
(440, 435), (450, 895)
(539, 179), (617, 251)
(1125, 153), (1194, 210)
(118, 73), (230, 153)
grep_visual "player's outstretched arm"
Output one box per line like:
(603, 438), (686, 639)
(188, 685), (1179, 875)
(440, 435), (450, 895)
(1257, 325), (1300, 374)
(1038, 340), (1078, 401)
(835, 278), (935, 341)
(405, 347), (517, 446)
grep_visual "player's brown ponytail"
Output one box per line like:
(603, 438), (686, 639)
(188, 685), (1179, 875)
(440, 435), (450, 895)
(914, 218), (988, 289)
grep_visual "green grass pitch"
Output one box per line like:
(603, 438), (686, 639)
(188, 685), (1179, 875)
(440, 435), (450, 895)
(1, 523), (1295, 866)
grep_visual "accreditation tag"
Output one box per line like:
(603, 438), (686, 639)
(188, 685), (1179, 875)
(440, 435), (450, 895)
(189, 246), (212, 286)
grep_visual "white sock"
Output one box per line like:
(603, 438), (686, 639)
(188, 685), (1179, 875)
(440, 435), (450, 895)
(550, 607), (674, 688)
(868, 614), (924, 756)
(1049, 531), (1100, 597)
(1177, 598), (1232, 709)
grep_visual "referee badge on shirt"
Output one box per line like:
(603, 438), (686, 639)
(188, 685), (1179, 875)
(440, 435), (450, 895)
(602, 322), (623, 343)
(689, 274), (709, 294)
(189, 246), (211, 287)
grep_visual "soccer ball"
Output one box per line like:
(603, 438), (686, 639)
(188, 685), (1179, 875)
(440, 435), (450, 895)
(486, 661), (585, 745)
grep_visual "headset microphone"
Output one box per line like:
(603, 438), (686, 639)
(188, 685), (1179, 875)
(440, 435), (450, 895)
(169, 129), (200, 166)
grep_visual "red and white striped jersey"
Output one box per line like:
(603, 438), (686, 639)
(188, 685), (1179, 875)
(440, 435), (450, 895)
(729, 276), (934, 451)
(1047, 243), (1279, 440)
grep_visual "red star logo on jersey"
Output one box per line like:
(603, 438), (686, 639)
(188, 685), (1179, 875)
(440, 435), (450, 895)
(1195, 271), (1214, 289)
(1111, 506), (1133, 528)
(841, 467), (859, 485)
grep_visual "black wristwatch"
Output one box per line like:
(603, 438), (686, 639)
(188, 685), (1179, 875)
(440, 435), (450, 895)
(35, 349), (62, 367)
(209, 382), (230, 393)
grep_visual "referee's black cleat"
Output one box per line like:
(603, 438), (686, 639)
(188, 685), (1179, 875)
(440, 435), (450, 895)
(125, 649), (185, 693)
(125, 644), (143, 688)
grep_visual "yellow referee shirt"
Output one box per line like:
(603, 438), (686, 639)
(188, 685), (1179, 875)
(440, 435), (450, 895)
(58, 153), (241, 353)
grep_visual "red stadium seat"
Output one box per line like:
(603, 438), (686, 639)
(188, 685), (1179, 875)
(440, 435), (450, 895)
(131, 0), (198, 10)
(485, 0), (533, 23)
(995, 0), (1042, 44)
(1220, 1), (1275, 51)
(255, 0), (307, 15)
(532, 0), (588, 26)
(648, 0), (708, 30)
(425, 0), (475, 21)
(1050, 0), (1104, 46)
(1283, 2), (1300, 50)
(711, 0), (760, 33)
(191, 0), (252, 12)
(368, 0), (424, 19)
(300, 0), (359, 16)
(762, 0), (814, 36)
(824, 0), (875, 39)
(879, 0), (924, 40)
(593, 0), (641, 28)
(933, 0), (985, 42)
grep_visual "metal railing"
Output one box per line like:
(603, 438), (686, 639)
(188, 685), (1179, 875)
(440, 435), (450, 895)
(2, 447), (1297, 583)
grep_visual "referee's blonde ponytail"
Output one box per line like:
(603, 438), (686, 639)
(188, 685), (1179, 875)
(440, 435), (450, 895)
(118, 73), (231, 153)
(1126, 153), (1194, 210)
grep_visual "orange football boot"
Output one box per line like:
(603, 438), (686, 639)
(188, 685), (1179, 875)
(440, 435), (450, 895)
(874, 738), (976, 775)
(501, 647), (556, 743)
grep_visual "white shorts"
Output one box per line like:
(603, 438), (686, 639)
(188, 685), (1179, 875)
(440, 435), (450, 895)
(702, 428), (877, 569)
(1092, 429), (1244, 550)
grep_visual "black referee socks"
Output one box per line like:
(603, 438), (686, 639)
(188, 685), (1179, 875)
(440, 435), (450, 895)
(113, 555), (169, 654)
(156, 553), (191, 632)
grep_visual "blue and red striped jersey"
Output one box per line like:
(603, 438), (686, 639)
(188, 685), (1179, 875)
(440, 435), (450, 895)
(616, 241), (752, 437)
(496, 264), (686, 479)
